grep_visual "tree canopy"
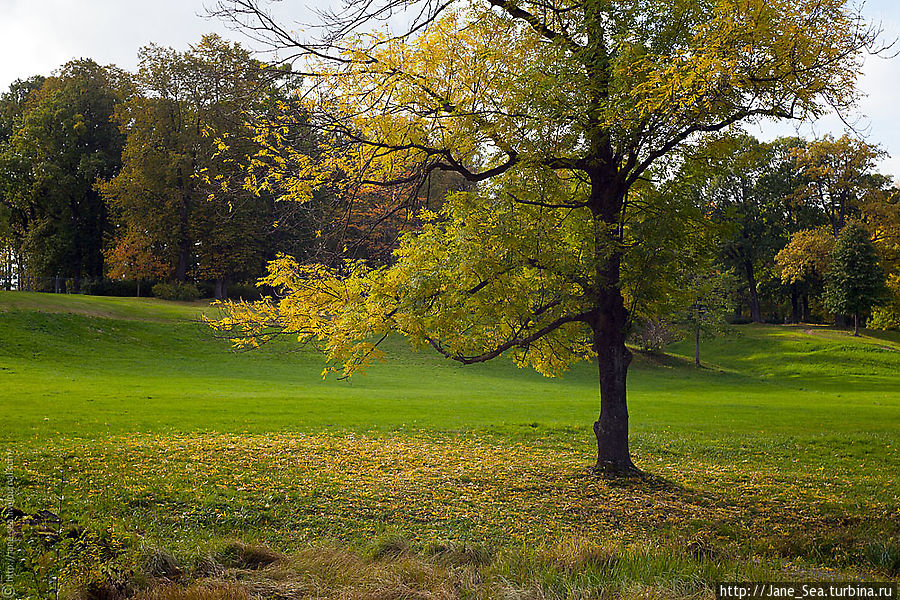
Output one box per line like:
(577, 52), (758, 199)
(207, 0), (880, 473)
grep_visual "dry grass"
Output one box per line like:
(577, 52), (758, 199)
(95, 538), (736, 600)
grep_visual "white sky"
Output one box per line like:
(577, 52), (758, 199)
(1, 0), (899, 175)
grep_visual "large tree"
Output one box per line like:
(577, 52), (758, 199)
(792, 135), (888, 236)
(100, 35), (276, 294)
(210, 0), (878, 474)
(1, 63), (125, 289)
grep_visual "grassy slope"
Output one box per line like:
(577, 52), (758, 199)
(1, 291), (898, 443)
(1, 292), (898, 593)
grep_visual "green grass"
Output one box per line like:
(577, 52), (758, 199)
(0, 291), (897, 597)
(1, 291), (897, 442)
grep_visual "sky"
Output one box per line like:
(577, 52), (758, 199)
(1, 0), (899, 174)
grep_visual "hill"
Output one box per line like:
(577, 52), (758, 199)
(0, 292), (897, 597)
(0, 291), (897, 442)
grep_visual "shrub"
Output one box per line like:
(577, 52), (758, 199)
(151, 282), (201, 302)
(226, 282), (263, 301)
(82, 278), (143, 297)
(631, 318), (680, 353)
(728, 316), (753, 325)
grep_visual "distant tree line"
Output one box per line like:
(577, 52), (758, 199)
(0, 35), (452, 299)
(0, 36), (896, 331)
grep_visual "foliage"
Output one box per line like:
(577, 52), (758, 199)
(0, 61), (127, 284)
(105, 228), (169, 289)
(865, 275), (900, 331)
(792, 135), (889, 235)
(825, 223), (886, 331)
(210, 0), (878, 470)
(775, 228), (835, 286)
(98, 35), (277, 286)
(693, 134), (796, 322)
(152, 282), (202, 302)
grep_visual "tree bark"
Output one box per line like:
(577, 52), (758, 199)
(589, 181), (637, 475)
(592, 296), (635, 475)
(745, 260), (761, 323)
(790, 283), (800, 324)
(853, 312), (859, 336)
(214, 278), (227, 300)
(802, 293), (811, 323)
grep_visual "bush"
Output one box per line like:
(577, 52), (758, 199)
(82, 278), (143, 297)
(151, 282), (201, 302)
(869, 306), (900, 331)
(226, 282), (264, 301)
(631, 318), (680, 353)
(727, 316), (753, 325)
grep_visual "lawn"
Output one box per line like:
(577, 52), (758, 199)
(0, 291), (897, 598)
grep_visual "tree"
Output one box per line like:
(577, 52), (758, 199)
(209, 0), (878, 474)
(104, 228), (169, 296)
(694, 134), (791, 323)
(99, 35), (276, 295)
(775, 227), (835, 322)
(825, 223), (885, 335)
(792, 135), (887, 236)
(0, 76), (45, 289)
(0, 63), (125, 289)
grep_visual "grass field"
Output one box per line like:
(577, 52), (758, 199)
(0, 291), (897, 599)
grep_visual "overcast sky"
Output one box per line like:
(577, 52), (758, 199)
(2, 0), (899, 175)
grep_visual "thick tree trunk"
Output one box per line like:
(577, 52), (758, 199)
(592, 303), (635, 475)
(136, 279), (142, 298)
(745, 261), (761, 323)
(590, 228), (637, 475)
(214, 278), (227, 300)
(802, 293), (811, 323)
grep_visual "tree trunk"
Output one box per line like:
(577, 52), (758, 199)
(694, 323), (701, 367)
(802, 293), (811, 323)
(175, 177), (190, 283)
(136, 279), (142, 298)
(745, 261), (761, 323)
(592, 301), (635, 475)
(175, 199), (190, 283)
(214, 278), (227, 300)
(853, 312), (859, 336)
(590, 236), (636, 475)
(790, 284), (800, 324)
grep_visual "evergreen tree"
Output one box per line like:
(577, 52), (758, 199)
(825, 223), (885, 335)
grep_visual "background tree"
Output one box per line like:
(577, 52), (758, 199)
(0, 76), (45, 288)
(679, 268), (735, 368)
(775, 228), (835, 323)
(100, 35), (275, 295)
(696, 135), (789, 323)
(825, 223), (885, 335)
(104, 228), (169, 296)
(792, 135), (887, 236)
(0, 63), (125, 290)
(209, 0), (878, 474)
